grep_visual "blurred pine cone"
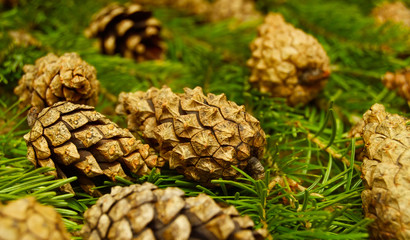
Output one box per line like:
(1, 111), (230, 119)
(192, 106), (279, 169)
(8, 30), (41, 47)
(85, 3), (165, 62)
(14, 52), (99, 111)
(24, 101), (164, 195)
(361, 103), (410, 240)
(247, 13), (331, 106)
(207, 0), (261, 22)
(134, 0), (210, 15)
(382, 68), (410, 102)
(81, 182), (268, 240)
(0, 197), (71, 240)
(116, 86), (266, 185)
(372, 1), (410, 27)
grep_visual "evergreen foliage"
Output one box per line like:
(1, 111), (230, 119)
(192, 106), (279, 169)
(1, 0), (409, 239)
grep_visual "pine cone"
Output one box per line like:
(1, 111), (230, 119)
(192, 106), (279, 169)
(81, 182), (268, 240)
(207, 0), (261, 23)
(85, 3), (165, 62)
(361, 103), (410, 240)
(382, 68), (410, 102)
(24, 101), (164, 195)
(14, 52), (99, 111)
(247, 13), (331, 106)
(116, 86), (266, 185)
(0, 197), (71, 240)
(8, 30), (41, 47)
(372, 2), (410, 27)
(133, 0), (210, 15)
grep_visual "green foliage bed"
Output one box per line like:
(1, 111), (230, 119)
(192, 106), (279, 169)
(1, 0), (409, 239)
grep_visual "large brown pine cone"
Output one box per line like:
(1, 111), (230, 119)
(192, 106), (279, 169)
(360, 103), (410, 240)
(0, 197), (71, 240)
(116, 86), (266, 185)
(24, 101), (164, 194)
(382, 68), (410, 102)
(247, 13), (331, 106)
(372, 1), (410, 27)
(85, 3), (165, 62)
(14, 52), (99, 111)
(81, 182), (268, 240)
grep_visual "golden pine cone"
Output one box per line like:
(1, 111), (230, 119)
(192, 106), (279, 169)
(81, 182), (268, 240)
(361, 103), (410, 240)
(0, 197), (71, 240)
(207, 0), (261, 23)
(13, 52), (99, 111)
(24, 101), (164, 195)
(85, 3), (165, 62)
(134, 0), (210, 15)
(116, 86), (266, 185)
(247, 13), (331, 106)
(8, 30), (41, 47)
(382, 68), (410, 102)
(372, 2), (410, 27)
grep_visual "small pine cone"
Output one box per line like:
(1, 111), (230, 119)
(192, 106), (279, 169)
(81, 182), (268, 240)
(0, 197), (71, 240)
(116, 86), (266, 185)
(14, 52), (99, 111)
(382, 68), (410, 102)
(247, 13), (331, 106)
(85, 3), (165, 62)
(134, 0), (210, 15)
(207, 0), (261, 23)
(8, 30), (41, 47)
(361, 103), (410, 240)
(23, 101), (164, 194)
(372, 2), (410, 27)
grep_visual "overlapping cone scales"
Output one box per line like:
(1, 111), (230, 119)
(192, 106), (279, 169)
(116, 86), (266, 184)
(360, 103), (410, 240)
(382, 68), (410, 101)
(24, 101), (163, 194)
(85, 3), (164, 62)
(81, 182), (267, 240)
(247, 13), (330, 106)
(0, 197), (71, 240)
(372, 2), (410, 27)
(14, 52), (99, 110)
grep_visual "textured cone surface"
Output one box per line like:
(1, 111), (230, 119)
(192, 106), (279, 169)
(134, 0), (210, 15)
(372, 2), (410, 27)
(23, 101), (163, 194)
(207, 0), (261, 22)
(116, 86), (266, 185)
(247, 13), (331, 106)
(361, 103), (410, 240)
(14, 52), (99, 111)
(0, 197), (71, 240)
(382, 68), (410, 102)
(81, 182), (268, 240)
(85, 2), (165, 62)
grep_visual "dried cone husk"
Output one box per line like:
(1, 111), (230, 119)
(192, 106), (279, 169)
(207, 0), (261, 23)
(361, 103), (410, 240)
(14, 52), (99, 111)
(0, 197), (71, 240)
(372, 2), (410, 27)
(382, 68), (410, 102)
(116, 86), (266, 185)
(133, 0), (210, 15)
(85, 3), (165, 62)
(23, 101), (164, 195)
(247, 13), (331, 106)
(81, 182), (268, 240)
